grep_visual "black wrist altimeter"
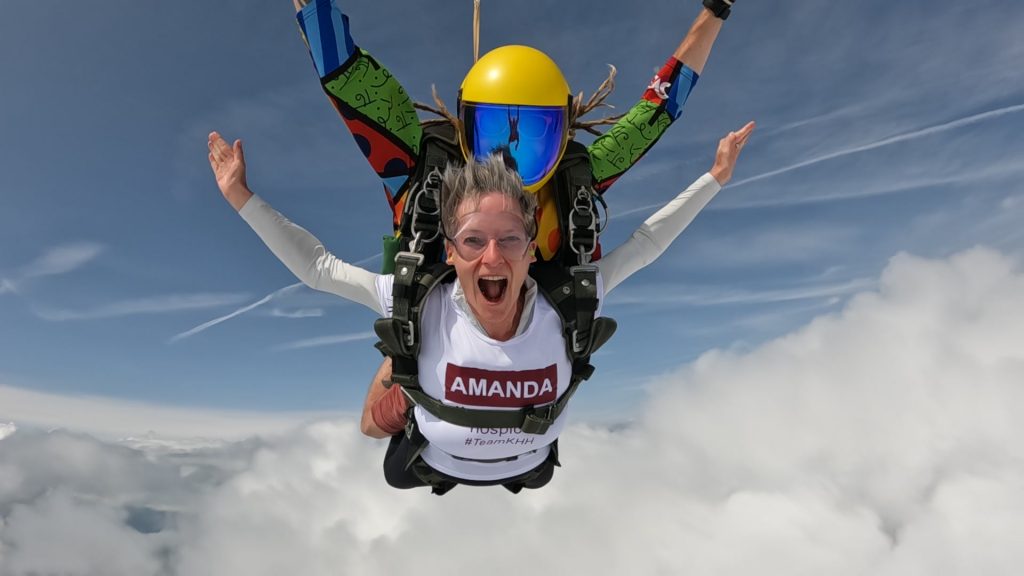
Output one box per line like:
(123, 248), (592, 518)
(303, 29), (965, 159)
(702, 0), (734, 20)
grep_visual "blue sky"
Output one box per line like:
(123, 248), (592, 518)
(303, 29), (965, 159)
(2, 0), (1022, 419)
(2, 3), (1024, 572)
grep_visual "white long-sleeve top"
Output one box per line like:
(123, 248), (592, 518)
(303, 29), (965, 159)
(239, 172), (720, 316)
(238, 172), (721, 480)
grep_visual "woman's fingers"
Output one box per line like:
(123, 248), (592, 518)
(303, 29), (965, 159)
(734, 121), (755, 146)
(709, 121), (755, 186)
(208, 132), (233, 164)
(725, 122), (754, 153)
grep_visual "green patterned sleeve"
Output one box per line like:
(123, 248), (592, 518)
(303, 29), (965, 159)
(587, 57), (698, 192)
(588, 99), (674, 192)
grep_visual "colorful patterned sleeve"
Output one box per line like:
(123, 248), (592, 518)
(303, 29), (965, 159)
(297, 0), (422, 217)
(587, 57), (699, 193)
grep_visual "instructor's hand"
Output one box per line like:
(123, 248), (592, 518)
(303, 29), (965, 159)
(709, 121), (755, 186)
(208, 131), (253, 212)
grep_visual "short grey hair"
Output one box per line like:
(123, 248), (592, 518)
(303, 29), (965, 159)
(440, 154), (538, 239)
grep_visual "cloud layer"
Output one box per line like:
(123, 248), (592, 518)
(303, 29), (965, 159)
(2, 247), (1023, 575)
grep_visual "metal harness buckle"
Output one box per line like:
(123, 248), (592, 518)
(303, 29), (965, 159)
(400, 320), (416, 350)
(570, 328), (587, 355)
(568, 186), (598, 263)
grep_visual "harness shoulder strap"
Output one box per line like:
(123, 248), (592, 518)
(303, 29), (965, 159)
(530, 261), (617, 419)
(373, 260), (455, 388)
(551, 139), (604, 266)
(383, 123), (463, 274)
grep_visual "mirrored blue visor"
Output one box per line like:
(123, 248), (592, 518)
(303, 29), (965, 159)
(461, 103), (566, 187)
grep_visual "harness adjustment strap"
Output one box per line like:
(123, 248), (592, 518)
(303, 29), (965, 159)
(520, 405), (556, 435)
(389, 251), (424, 352)
(570, 265), (600, 354)
(375, 254), (439, 401)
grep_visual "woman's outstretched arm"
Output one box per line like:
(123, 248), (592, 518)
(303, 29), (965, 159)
(208, 132), (387, 314)
(598, 121), (755, 294)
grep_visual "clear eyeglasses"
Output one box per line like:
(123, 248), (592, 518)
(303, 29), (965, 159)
(446, 230), (532, 261)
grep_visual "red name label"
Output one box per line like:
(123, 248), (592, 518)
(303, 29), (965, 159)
(444, 364), (558, 408)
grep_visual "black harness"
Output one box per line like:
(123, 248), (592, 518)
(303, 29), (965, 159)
(373, 123), (616, 493)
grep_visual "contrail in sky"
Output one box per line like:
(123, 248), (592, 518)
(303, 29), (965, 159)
(168, 252), (382, 343)
(614, 102), (1024, 219)
(169, 283), (305, 343)
(728, 102), (1024, 189)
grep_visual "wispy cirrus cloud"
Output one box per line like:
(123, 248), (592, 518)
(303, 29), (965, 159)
(727, 103), (1024, 192)
(615, 102), (1024, 218)
(608, 277), (876, 308)
(758, 102), (873, 139)
(21, 242), (105, 279)
(273, 331), (376, 351)
(34, 293), (252, 321)
(270, 308), (325, 319)
(1, 242), (105, 295)
(677, 223), (862, 267)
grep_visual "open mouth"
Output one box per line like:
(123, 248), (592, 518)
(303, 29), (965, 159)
(478, 276), (508, 303)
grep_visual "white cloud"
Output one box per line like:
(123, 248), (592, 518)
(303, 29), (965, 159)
(33, 293), (253, 321)
(0, 385), (334, 441)
(2, 247), (1024, 574)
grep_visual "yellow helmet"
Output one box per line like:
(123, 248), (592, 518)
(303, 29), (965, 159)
(458, 45), (571, 193)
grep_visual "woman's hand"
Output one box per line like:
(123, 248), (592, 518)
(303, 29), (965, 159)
(208, 131), (253, 212)
(709, 121), (755, 186)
